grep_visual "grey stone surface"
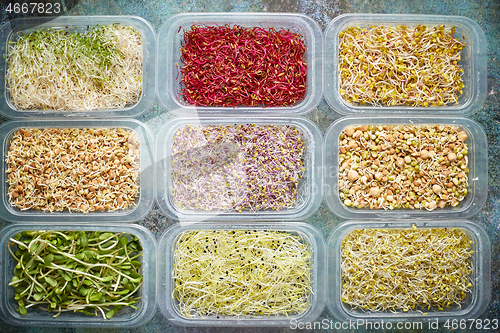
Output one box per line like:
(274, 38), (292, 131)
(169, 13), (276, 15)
(0, 0), (499, 331)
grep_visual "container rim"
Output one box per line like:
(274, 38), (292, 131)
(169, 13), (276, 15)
(0, 15), (156, 119)
(157, 222), (327, 327)
(0, 222), (157, 328)
(323, 13), (487, 116)
(327, 220), (491, 322)
(156, 12), (323, 115)
(323, 116), (488, 220)
(155, 116), (323, 222)
(0, 119), (155, 223)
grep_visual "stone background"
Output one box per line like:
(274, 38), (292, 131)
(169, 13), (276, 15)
(0, 0), (498, 332)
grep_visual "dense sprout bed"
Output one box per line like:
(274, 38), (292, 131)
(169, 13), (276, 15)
(7, 24), (143, 111)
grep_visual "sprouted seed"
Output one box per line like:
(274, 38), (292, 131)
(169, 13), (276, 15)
(6, 128), (140, 213)
(8, 230), (143, 319)
(339, 124), (469, 210)
(173, 229), (313, 318)
(341, 227), (473, 313)
(171, 124), (306, 212)
(179, 25), (307, 107)
(6, 24), (142, 111)
(339, 24), (465, 107)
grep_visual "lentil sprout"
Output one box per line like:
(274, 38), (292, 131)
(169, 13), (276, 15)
(339, 124), (469, 210)
(339, 25), (465, 107)
(6, 128), (140, 213)
(341, 227), (473, 313)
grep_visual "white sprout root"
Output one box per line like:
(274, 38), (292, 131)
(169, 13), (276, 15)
(171, 124), (306, 212)
(341, 227), (473, 313)
(339, 124), (469, 210)
(173, 230), (313, 318)
(6, 128), (140, 213)
(7, 24), (142, 111)
(339, 24), (465, 107)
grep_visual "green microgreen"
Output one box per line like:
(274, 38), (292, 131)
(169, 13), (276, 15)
(7, 230), (143, 320)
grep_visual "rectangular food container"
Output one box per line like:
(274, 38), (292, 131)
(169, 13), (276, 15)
(327, 220), (491, 321)
(158, 222), (326, 327)
(155, 117), (323, 221)
(0, 16), (156, 118)
(156, 12), (323, 115)
(0, 223), (157, 328)
(0, 119), (155, 223)
(324, 14), (487, 115)
(323, 116), (487, 220)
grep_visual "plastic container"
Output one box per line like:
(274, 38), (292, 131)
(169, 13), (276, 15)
(0, 16), (156, 118)
(324, 14), (487, 115)
(0, 119), (155, 223)
(323, 116), (487, 220)
(156, 13), (323, 115)
(327, 220), (491, 321)
(156, 117), (323, 221)
(158, 222), (326, 327)
(0, 223), (157, 328)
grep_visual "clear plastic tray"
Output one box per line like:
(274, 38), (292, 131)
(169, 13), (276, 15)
(0, 119), (155, 223)
(323, 116), (487, 220)
(0, 223), (157, 328)
(156, 13), (323, 115)
(0, 16), (156, 119)
(157, 222), (326, 327)
(324, 14), (487, 115)
(155, 117), (323, 221)
(327, 220), (491, 321)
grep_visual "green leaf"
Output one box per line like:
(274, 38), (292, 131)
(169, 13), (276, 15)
(99, 233), (113, 241)
(30, 242), (38, 253)
(130, 260), (141, 268)
(112, 289), (130, 295)
(18, 305), (27, 315)
(33, 293), (44, 301)
(22, 253), (31, 262)
(119, 236), (128, 247)
(45, 276), (57, 287)
(105, 308), (116, 319)
(83, 250), (94, 259)
(53, 254), (65, 263)
(44, 253), (54, 265)
(89, 292), (102, 302)
(101, 275), (113, 282)
(78, 233), (88, 248)
(102, 241), (113, 249)
(78, 287), (88, 296)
